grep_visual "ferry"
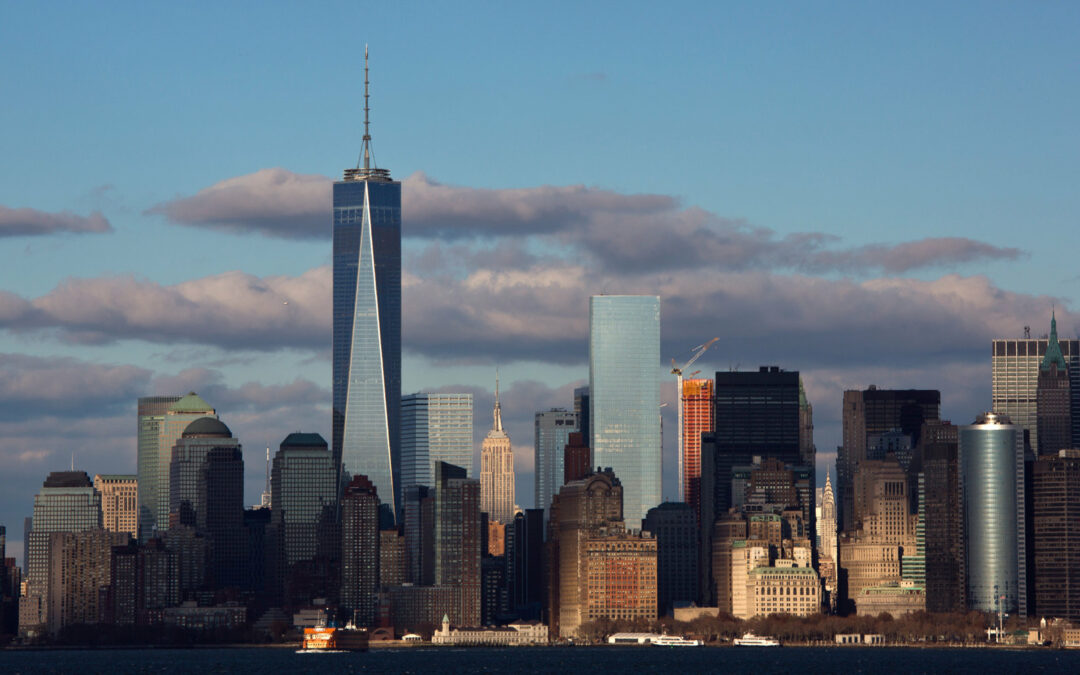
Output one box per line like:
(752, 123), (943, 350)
(733, 632), (780, 647)
(651, 635), (703, 647)
(300, 624), (370, 652)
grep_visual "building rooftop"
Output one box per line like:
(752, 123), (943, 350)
(169, 392), (215, 414)
(182, 417), (232, 438)
(281, 432), (328, 449)
(44, 471), (93, 488)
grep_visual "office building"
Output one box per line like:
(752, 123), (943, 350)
(1031, 449), (1080, 621)
(1037, 312), (1072, 456)
(333, 50), (402, 524)
(19, 471), (102, 636)
(959, 412), (1025, 613)
(270, 433), (338, 604)
(534, 408), (578, 518)
(643, 502), (698, 615)
(681, 378), (713, 521)
(481, 378), (515, 525)
(47, 530), (128, 634)
(589, 295), (661, 524)
(509, 509), (545, 618)
(574, 386), (590, 442)
(401, 392), (474, 490)
(340, 474), (380, 626)
(698, 366), (805, 606)
(563, 432), (591, 485)
(434, 461), (482, 627)
(379, 529), (406, 588)
(94, 474), (137, 539)
(839, 387), (939, 532)
(138, 393), (216, 539)
(746, 563), (821, 619)
(992, 322), (1080, 456)
(583, 531), (657, 626)
(403, 484), (435, 585)
(922, 421), (964, 613)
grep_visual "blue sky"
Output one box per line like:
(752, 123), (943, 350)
(2, 2), (1079, 564)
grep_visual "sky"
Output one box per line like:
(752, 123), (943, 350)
(2, 2), (1079, 567)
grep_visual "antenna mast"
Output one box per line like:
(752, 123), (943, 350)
(362, 44), (371, 171)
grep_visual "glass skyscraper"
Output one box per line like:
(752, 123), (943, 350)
(589, 295), (662, 524)
(333, 55), (401, 523)
(401, 393), (474, 490)
(959, 412), (1025, 614)
(534, 408), (577, 518)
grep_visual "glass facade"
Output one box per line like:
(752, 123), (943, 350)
(334, 176), (401, 523)
(992, 337), (1080, 452)
(589, 295), (662, 524)
(959, 413), (1024, 613)
(271, 434), (337, 569)
(136, 395), (181, 540)
(534, 408), (577, 518)
(401, 393), (474, 491)
(332, 175), (401, 519)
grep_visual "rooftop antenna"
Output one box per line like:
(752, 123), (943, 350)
(71, 452), (74, 471)
(358, 44), (376, 171)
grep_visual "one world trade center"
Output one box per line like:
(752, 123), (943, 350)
(333, 47), (400, 525)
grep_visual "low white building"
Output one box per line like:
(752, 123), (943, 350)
(431, 615), (548, 646)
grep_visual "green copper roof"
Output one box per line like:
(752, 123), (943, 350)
(798, 378), (808, 408)
(1041, 311), (1067, 372)
(169, 392), (215, 414)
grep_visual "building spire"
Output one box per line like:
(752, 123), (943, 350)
(1042, 307), (1067, 372)
(362, 44), (372, 171)
(493, 369), (504, 432)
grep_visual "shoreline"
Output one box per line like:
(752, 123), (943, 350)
(2, 642), (1068, 651)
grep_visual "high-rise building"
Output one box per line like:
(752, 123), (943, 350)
(1037, 312), (1072, 457)
(698, 366), (805, 606)
(480, 377), (515, 526)
(434, 461), (481, 627)
(992, 324), (1080, 456)
(19, 471), (103, 637)
(509, 508), (544, 618)
(959, 412), (1025, 614)
(379, 529), (406, 588)
(563, 432), (591, 486)
(1031, 449), (1080, 621)
(340, 474), (380, 626)
(138, 393), (218, 539)
(94, 474), (137, 538)
(47, 529), (128, 634)
(799, 378), (816, 472)
(921, 421), (964, 613)
(534, 408), (577, 517)
(573, 386), (590, 442)
(681, 378), (713, 522)
(838, 387), (939, 532)
(270, 433), (338, 603)
(589, 295), (661, 524)
(403, 484), (435, 585)
(401, 392), (474, 490)
(333, 50), (402, 525)
(643, 502), (698, 615)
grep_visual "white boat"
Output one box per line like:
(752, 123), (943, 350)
(651, 635), (703, 647)
(733, 632), (780, 647)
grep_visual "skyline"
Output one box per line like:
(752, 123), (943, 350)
(3, 2), (1080, 565)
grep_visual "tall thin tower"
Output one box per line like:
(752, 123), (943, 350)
(333, 46), (402, 525)
(481, 372), (515, 524)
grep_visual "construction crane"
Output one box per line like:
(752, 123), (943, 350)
(672, 337), (719, 503)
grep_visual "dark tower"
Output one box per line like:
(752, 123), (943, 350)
(1037, 311), (1072, 457)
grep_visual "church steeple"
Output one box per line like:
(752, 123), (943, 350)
(1042, 309), (1067, 372)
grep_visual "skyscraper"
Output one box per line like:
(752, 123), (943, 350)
(534, 408), (577, 518)
(921, 420), (964, 613)
(480, 376), (515, 525)
(401, 392), (474, 490)
(340, 474), (380, 626)
(1037, 312), (1072, 456)
(434, 461), (481, 627)
(680, 378), (713, 522)
(589, 295), (661, 524)
(838, 387), (939, 532)
(94, 474), (137, 538)
(1031, 449), (1080, 621)
(137, 393), (216, 539)
(992, 323), (1080, 455)
(642, 502), (698, 615)
(19, 471), (103, 637)
(333, 48), (401, 524)
(959, 412), (1025, 614)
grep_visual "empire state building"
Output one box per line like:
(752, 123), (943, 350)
(333, 47), (401, 525)
(481, 374), (515, 525)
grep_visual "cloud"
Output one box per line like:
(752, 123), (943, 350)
(3, 267), (330, 350)
(145, 168), (332, 239)
(0, 353), (150, 421)
(146, 169), (1022, 275)
(0, 205), (112, 237)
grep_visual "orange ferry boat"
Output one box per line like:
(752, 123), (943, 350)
(301, 625), (370, 652)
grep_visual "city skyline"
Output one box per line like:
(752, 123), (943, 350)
(4, 3), (1080, 567)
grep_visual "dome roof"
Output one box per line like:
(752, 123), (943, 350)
(182, 416), (232, 438)
(280, 432), (327, 449)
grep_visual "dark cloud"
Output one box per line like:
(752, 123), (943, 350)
(146, 168), (1021, 275)
(0, 354), (150, 421)
(0, 205), (112, 237)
